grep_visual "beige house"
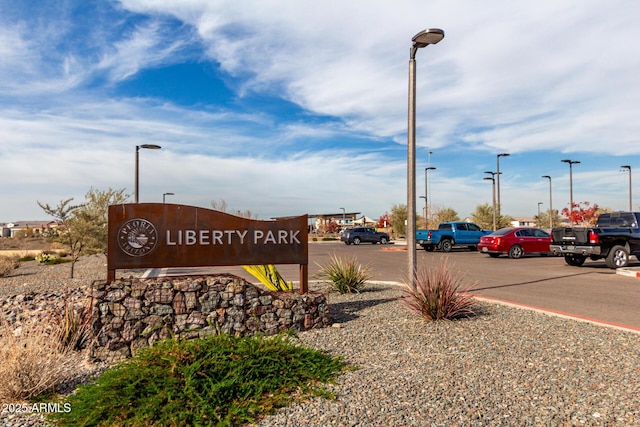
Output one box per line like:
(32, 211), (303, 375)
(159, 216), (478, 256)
(0, 221), (58, 238)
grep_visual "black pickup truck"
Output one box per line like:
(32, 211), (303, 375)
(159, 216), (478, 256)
(550, 211), (640, 268)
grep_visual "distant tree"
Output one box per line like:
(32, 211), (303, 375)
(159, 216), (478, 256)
(377, 212), (392, 229)
(561, 201), (601, 226)
(470, 203), (512, 230)
(430, 206), (460, 227)
(325, 220), (339, 234)
(211, 199), (228, 212)
(38, 188), (129, 278)
(76, 187), (129, 254)
(38, 198), (84, 278)
(211, 198), (258, 219)
(534, 209), (564, 228)
(390, 204), (407, 237)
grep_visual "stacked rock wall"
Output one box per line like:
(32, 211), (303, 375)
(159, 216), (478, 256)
(91, 275), (329, 361)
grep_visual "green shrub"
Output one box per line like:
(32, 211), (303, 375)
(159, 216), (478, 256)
(401, 259), (477, 321)
(321, 237), (338, 241)
(50, 333), (348, 427)
(0, 256), (18, 277)
(316, 254), (371, 294)
(17, 254), (36, 262)
(35, 252), (72, 265)
(36, 252), (53, 264)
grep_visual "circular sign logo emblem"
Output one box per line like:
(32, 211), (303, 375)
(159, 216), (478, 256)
(118, 218), (158, 257)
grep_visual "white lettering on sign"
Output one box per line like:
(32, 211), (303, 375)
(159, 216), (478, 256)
(166, 229), (298, 246)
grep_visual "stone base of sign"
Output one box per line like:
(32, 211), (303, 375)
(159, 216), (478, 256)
(90, 275), (329, 362)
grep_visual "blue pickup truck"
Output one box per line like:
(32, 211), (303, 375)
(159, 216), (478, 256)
(417, 222), (492, 252)
(550, 211), (640, 268)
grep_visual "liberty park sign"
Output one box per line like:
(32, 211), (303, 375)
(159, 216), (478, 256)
(107, 203), (309, 293)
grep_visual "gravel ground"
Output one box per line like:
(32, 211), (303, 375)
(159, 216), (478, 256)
(1, 255), (639, 426)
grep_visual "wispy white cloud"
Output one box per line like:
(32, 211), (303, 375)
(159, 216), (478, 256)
(1, 0), (639, 222)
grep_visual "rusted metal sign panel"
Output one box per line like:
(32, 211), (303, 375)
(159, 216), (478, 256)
(107, 204), (308, 290)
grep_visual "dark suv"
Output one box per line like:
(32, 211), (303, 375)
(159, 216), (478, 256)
(341, 227), (390, 245)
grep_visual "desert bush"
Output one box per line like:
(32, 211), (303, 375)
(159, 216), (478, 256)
(36, 252), (54, 264)
(316, 254), (371, 294)
(51, 333), (348, 427)
(401, 259), (477, 321)
(0, 320), (84, 401)
(0, 256), (19, 277)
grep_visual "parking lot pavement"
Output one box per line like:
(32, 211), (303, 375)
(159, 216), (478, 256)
(151, 241), (640, 332)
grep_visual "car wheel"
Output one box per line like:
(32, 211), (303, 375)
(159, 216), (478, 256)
(344, 241), (351, 245)
(380, 237), (388, 244)
(439, 239), (453, 252)
(353, 237), (361, 245)
(488, 253), (500, 258)
(605, 245), (629, 269)
(508, 245), (523, 259)
(565, 255), (586, 266)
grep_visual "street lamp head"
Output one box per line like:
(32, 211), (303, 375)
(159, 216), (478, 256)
(425, 166), (436, 171)
(412, 29), (445, 48)
(139, 144), (162, 150)
(561, 159), (580, 165)
(483, 176), (494, 182)
(621, 165), (631, 170)
(498, 153), (510, 158)
(542, 175), (551, 179)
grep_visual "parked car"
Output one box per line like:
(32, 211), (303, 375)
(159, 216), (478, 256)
(416, 222), (491, 252)
(478, 227), (552, 259)
(550, 211), (640, 268)
(341, 227), (390, 245)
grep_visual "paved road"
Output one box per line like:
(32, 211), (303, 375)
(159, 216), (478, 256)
(155, 241), (640, 331)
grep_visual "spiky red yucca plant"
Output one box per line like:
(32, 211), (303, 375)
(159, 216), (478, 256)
(401, 259), (477, 321)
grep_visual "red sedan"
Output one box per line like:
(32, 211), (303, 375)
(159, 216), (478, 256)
(478, 227), (552, 259)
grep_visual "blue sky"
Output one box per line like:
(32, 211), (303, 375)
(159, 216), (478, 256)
(1, 0), (639, 223)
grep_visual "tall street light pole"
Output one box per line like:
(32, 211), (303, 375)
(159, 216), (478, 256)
(496, 153), (510, 217)
(542, 175), (553, 228)
(484, 172), (497, 231)
(135, 144), (162, 203)
(407, 28), (444, 285)
(163, 192), (174, 203)
(340, 207), (346, 228)
(424, 167), (436, 229)
(621, 165), (632, 211)
(561, 159), (580, 216)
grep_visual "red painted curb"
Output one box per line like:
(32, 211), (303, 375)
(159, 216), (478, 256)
(473, 295), (640, 335)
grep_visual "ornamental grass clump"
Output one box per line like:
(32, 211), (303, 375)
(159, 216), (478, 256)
(242, 264), (293, 292)
(0, 319), (84, 401)
(317, 254), (371, 294)
(51, 300), (93, 351)
(401, 259), (477, 321)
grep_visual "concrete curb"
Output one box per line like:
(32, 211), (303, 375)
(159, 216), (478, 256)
(616, 267), (640, 279)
